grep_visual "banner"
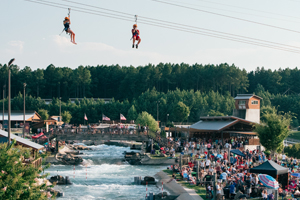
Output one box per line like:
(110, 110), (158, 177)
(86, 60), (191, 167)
(25, 123), (30, 134)
(3, 120), (8, 129)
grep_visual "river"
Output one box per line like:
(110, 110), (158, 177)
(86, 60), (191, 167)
(44, 144), (167, 200)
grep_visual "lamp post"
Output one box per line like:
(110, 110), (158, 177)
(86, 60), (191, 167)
(2, 85), (5, 130)
(23, 83), (26, 138)
(59, 97), (61, 124)
(156, 101), (160, 128)
(156, 101), (160, 121)
(187, 114), (190, 124)
(8, 58), (15, 146)
(167, 114), (169, 124)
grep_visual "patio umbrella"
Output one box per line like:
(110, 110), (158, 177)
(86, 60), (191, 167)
(291, 173), (300, 178)
(258, 174), (279, 189)
(216, 154), (223, 159)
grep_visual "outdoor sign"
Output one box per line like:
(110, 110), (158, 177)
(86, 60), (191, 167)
(3, 120), (8, 129)
(25, 123), (30, 134)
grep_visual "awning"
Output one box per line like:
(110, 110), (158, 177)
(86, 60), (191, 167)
(230, 149), (246, 157)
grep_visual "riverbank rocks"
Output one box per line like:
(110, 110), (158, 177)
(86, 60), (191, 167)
(56, 153), (83, 165)
(47, 188), (64, 197)
(49, 175), (72, 185)
(141, 176), (156, 185)
(71, 145), (91, 150)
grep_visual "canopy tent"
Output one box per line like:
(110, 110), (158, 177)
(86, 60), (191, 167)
(230, 149), (246, 157)
(250, 160), (288, 177)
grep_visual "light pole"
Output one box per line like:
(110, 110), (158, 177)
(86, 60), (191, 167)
(156, 101), (160, 121)
(23, 83), (26, 138)
(167, 114), (169, 125)
(8, 58), (15, 146)
(2, 85), (5, 130)
(187, 114), (190, 124)
(59, 97), (61, 123)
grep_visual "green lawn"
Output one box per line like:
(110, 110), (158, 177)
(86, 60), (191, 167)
(288, 131), (300, 140)
(163, 169), (207, 200)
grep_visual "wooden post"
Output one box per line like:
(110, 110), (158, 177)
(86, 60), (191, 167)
(196, 161), (200, 182)
(213, 173), (217, 200)
(275, 189), (278, 200)
(179, 154), (182, 172)
(56, 140), (59, 153)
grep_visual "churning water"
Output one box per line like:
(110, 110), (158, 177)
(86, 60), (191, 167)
(44, 145), (166, 200)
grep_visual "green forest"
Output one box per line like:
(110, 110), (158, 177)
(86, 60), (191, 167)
(0, 62), (300, 125)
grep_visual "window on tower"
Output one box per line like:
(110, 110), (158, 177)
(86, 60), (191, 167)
(239, 100), (246, 105)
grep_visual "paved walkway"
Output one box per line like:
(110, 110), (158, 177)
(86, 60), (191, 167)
(155, 171), (203, 200)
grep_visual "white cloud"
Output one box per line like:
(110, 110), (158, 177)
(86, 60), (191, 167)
(6, 41), (24, 54)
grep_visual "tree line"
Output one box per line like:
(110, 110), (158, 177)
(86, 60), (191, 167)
(1, 62), (300, 125)
(0, 63), (250, 100)
(1, 84), (300, 126)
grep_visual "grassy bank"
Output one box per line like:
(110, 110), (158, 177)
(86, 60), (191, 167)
(288, 131), (300, 140)
(163, 169), (207, 200)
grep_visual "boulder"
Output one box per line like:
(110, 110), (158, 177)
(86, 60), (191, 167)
(144, 176), (155, 182)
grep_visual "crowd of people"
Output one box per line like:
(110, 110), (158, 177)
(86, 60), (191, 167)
(163, 136), (300, 200)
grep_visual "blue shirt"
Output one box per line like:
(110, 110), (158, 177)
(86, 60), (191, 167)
(229, 183), (236, 194)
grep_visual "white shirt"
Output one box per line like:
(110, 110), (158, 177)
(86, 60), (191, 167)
(206, 159), (211, 166)
(201, 161), (205, 167)
(216, 185), (221, 194)
(282, 155), (286, 160)
(221, 172), (227, 180)
(225, 143), (229, 148)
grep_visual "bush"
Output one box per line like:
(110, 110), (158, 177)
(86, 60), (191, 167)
(161, 130), (166, 138)
(284, 143), (300, 159)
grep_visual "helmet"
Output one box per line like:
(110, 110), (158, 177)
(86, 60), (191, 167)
(133, 24), (137, 28)
(65, 17), (69, 20)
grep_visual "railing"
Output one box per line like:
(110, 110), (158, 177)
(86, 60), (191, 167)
(23, 157), (42, 168)
(286, 137), (300, 143)
(47, 127), (150, 137)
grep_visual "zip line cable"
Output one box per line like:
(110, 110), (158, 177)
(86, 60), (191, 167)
(24, 0), (300, 53)
(163, 0), (300, 24)
(149, 0), (300, 34)
(23, 0), (300, 53)
(193, 0), (300, 20)
(55, 0), (300, 50)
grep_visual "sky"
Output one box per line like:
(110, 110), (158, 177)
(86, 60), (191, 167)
(1, 0), (300, 71)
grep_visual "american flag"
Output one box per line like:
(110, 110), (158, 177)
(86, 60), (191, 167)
(120, 114), (126, 121)
(84, 114), (88, 121)
(102, 114), (110, 121)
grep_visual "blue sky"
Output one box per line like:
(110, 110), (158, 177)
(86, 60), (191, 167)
(1, 0), (300, 71)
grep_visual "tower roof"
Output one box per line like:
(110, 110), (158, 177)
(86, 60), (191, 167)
(234, 94), (262, 100)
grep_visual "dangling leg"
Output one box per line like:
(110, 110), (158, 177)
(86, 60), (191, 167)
(72, 32), (76, 44)
(68, 30), (76, 44)
(132, 37), (136, 48)
(136, 38), (141, 49)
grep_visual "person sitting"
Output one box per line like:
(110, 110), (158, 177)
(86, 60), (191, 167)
(278, 186), (286, 200)
(131, 24), (141, 49)
(294, 187), (300, 197)
(261, 189), (268, 200)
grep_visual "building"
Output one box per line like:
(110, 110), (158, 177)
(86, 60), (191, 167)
(166, 94), (262, 147)
(0, 110), (42, 129)
(233, 94), (262, 123)
(42, 98), (112, 105)
(0, 129), (44, 168)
